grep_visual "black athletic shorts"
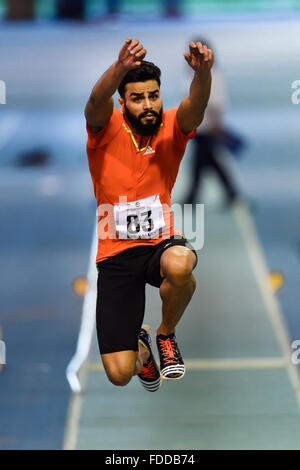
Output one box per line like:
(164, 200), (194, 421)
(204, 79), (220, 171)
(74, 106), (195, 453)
(96, 235), (197, 355)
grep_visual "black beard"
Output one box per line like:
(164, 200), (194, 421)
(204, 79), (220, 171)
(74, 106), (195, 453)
(124, 104), (163, 136)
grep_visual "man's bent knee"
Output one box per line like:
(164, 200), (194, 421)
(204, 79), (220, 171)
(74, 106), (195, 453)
(101, 350), (137, 387)
(107, 370), (133, 387)
(161, 248), (196, 287)
(168, 265), (193, 287)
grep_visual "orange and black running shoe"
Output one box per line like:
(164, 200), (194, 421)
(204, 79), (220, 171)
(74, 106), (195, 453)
(156, 333), (185, 380)
(138, 325), (162, 392)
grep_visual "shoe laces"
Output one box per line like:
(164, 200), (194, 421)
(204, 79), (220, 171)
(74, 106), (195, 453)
(141, 358), (157, 379)
(157, 337), (178, 365)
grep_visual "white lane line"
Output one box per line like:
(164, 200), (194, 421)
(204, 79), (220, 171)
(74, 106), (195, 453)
(233, 203), (300, 407)
(0, 325), (4, 373)
(63, 351), (91, 450)
(0, 113), (22, 151)
(63, 219), (98, 450)
(63, 392), (84, 451)
(86, 357), (287, 372)
(66, 219), (98, 394)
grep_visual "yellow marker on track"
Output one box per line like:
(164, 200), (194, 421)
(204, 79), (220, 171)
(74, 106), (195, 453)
(268, 271), (284, 292)
(72, 277), (89, 297)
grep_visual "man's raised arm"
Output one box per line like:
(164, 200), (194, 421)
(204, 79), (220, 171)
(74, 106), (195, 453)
(177, 41), (214, 135)
(84, 38), (146, 133)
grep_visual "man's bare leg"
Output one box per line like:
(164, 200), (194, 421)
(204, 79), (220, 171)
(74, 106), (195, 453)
(101, 344), (149, 387)
(157, 245), (197, 336)
(155, 245), (196, 379)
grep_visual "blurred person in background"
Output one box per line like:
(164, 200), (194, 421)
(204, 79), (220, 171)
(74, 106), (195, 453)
(56, 0), (85, 20)
(184, 37), (245, 208)
(163, 0), (181, 17)
(105, 0), (120, 17)
(102, 0), (181, 18)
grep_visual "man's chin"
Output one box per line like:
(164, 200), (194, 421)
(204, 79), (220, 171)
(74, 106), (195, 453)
(123, 106), (163, 135)
(140, 124), (160, 135)
(138, 118), (162, 135)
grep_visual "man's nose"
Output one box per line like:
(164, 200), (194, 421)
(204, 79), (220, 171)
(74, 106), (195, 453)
(143, 98), (152, 109)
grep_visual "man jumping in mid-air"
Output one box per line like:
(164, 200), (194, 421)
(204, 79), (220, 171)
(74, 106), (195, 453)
(85, 38), (213, 391)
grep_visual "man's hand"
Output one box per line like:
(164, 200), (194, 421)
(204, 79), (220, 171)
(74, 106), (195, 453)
(118, 38), (147, 71)
(184, 41), (214, 80)
(85, 38), (146, 133)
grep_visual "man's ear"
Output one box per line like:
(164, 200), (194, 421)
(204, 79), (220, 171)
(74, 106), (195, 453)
(119, 97), (124, 113)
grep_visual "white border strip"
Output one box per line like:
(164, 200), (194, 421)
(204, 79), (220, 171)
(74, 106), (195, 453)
(66, 218), (98, 393)
(233, 203), (300, 407)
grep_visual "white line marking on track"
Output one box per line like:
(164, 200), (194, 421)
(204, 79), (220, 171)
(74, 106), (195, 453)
(66, 219), (98, 393)
(63, 219), (98, 450)
(63, 392), (84, 451)
(86, 357), (287, 372)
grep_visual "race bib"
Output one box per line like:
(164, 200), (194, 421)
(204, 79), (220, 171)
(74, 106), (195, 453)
(114, 194), (165, 239)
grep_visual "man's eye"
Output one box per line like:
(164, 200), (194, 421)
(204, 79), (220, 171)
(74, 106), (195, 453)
(134, 97), (142, 102)
(150, 95), (158, 100)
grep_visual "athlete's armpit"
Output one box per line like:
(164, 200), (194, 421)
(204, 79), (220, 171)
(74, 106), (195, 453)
(86, 107), (123, 149)
(85, 96), (114, 133)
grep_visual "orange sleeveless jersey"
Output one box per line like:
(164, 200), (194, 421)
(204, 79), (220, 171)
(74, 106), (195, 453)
(86, 107), (196, 263)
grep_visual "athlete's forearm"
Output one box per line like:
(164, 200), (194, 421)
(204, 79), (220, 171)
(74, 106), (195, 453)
(88, 61), (127, 107)
(177, 42), (213, 133)
(189, 70), (212, 115)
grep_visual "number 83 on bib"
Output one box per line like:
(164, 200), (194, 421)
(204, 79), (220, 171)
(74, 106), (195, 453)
(114, 194), (166, 240)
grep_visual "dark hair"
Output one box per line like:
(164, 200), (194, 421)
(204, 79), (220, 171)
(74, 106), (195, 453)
(118, 60), (161, 98)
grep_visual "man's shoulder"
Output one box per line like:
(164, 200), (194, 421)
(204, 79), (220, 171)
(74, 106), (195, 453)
(86, 107), (123, 150)
(98, 106), (123, 130)
(162, 107), (196, 142)
(162, 107), (179, 127)
(110, 106), (123, 122)
(97, 106), (123, 135)
(163, 107), (178, 118)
